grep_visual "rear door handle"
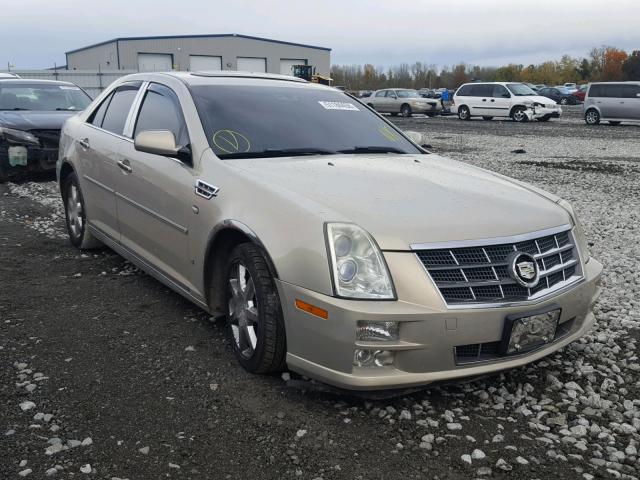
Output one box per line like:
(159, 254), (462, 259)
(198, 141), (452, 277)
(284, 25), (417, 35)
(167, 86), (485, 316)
(79, 138), (90, 149)
(482, 98), (487, 102)
(117, 159), (132, 173)
(490, 99), (495, 102)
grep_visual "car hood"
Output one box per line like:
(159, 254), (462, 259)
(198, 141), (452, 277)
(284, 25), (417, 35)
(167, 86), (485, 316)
(229, 154), (570, 250)
(521, 95), (559, 105)
(0, 110), (78, 131)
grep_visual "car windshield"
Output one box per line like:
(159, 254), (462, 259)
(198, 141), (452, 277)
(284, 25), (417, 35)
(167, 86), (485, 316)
(506, 83), (537, 96)
(0, 83), (91, 111)
(396, 89), (420, 98)
(190, 84), (422, 159)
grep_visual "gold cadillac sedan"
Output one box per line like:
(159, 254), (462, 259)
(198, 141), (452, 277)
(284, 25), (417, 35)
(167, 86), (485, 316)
(57, 72), (602, 390)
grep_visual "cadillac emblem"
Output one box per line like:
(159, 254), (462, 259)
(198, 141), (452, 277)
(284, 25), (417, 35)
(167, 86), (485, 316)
(507, 252), (540, 288)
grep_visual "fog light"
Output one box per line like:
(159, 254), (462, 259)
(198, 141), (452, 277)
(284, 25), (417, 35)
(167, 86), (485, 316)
(353, 349), (394, 367)
(356, 321), (399, 342)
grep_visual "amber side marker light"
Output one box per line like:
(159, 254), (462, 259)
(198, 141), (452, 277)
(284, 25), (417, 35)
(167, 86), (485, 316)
(295, 299), (328, 320)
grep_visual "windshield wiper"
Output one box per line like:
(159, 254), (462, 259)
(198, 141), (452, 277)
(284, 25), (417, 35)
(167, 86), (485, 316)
(218, 147), (336, 159)
(0, 107), (30, 111)
(56, 107), (78, 111)
(337, 146), (408, 154)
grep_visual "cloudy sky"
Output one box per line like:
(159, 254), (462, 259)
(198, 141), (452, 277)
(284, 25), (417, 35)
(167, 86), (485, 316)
(2, 0), (639, 70)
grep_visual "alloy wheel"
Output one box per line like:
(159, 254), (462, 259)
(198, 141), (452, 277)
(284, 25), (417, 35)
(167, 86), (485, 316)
(66, 184), (84, 238)
(228, 262), (259, 359)
(585, 110), (600, 125)
(512, 108), (527, 122)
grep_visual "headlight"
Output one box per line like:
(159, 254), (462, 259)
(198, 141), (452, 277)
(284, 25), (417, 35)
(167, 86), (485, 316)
(325, 223), (395, 299)
(0, 127), (39, 146)
(557, 199), (590, 263)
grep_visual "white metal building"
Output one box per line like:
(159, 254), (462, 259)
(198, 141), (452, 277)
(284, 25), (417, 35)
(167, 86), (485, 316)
(65, 34), (331, 76)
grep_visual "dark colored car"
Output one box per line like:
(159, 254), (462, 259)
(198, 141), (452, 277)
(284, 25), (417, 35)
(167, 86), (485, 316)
(572, 84), (588, 102)
(537, 87), (580, 105)
(0, 79), (91, 181)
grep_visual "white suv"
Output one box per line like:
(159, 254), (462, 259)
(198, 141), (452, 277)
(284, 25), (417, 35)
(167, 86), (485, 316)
(454, 82), (562, 122)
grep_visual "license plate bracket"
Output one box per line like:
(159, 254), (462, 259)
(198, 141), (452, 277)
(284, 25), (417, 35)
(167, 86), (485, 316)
(500, 305), (561, 355)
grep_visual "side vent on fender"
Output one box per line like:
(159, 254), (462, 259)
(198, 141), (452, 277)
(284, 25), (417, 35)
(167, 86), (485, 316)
(195, 180), (219, 200)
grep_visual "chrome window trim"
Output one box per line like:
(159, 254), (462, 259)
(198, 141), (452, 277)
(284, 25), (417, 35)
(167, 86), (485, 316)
(85, 123), (133, 143)
(410, 224), (571, 251)
(123, 81), (149, 139)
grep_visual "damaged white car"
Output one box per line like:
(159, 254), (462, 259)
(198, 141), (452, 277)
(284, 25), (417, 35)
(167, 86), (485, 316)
(453, 82), (562, 122)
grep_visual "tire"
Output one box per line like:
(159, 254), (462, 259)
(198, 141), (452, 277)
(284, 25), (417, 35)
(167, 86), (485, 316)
(511, 106), (528, 123)
(537, 115), (551, 122)
(62, 172), (102, 249)
(482, 116), (493, 121)
(426, 112), (437, 117)
(458, 105), (470, 120)
(401, 104), (412, 117)
(585, 109), (600, 125)
(367, 103), (375, 110)
(0, 165), (7, 183)
(559, 97), (568, 105)
(224, 243), (286, 374)
(609, 121), (621, 126)
(390, 112), (398, 117)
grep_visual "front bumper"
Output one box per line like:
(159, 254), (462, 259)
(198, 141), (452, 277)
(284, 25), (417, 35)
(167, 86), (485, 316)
(0, 143), (58, 179)
(527, 105), (562, 120)
(276, 255), (602, 390)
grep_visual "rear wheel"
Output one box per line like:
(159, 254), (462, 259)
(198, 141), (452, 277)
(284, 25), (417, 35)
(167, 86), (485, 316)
(560, 97), (569, 105)
(225, 243), (286, 374)
(482, 116), (493, 121)
(585, 109), (600, 125)
(62, 172), (102, 249)
(511, 106), (528, 123)
(609, 121), (621, 126)
(401, 104), (412, 117)
(458, 105), (470, 120)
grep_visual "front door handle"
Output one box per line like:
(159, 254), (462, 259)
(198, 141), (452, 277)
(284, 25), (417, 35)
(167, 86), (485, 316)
(490, 99), (495, 102)
(482, 98), (487, 102)
(79, 138), (90, 149)
(117, 159), (132, 173)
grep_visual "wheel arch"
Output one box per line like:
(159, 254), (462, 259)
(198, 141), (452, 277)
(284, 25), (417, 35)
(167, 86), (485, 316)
(203, 220), (279, 315)
(509, 104), (528, 117)
(58, 160), (76, 195)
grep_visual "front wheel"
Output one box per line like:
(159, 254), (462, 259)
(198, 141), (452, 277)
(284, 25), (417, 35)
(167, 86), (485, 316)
(458, 105), (470, 120)
(511, 107), (528, 123)
(225, 243), (286, 374)
(62, 172), (102, 249)
(585, 109), (600, 125)
(401, 104), (412, 117)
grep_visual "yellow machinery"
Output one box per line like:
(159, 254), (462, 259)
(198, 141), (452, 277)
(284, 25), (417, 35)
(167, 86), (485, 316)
(291, 65), (332, 85)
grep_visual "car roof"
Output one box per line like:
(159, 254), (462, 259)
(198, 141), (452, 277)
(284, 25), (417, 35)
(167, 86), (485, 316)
(0, 78), (78, 86)
(111, 70), (345, 92)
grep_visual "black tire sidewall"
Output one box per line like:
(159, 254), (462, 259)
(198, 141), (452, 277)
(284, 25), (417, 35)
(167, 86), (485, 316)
(458, 106), (470, 120)
(224, 244), (286, 373)
(512, 107), (528, 122)
(401, 104), (412, 117)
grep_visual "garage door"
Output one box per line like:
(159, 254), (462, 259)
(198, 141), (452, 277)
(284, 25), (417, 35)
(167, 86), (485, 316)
(237, 57), (266, 73)
(280, 59), (307, 76)
(190, 55), (222, 71)
(137, 53), (173, 72)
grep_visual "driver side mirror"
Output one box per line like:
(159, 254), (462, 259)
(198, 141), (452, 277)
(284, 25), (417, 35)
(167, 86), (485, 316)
(134, 130), (191, 163)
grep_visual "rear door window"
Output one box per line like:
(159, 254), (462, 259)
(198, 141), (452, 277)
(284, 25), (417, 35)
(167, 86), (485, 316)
(591, 84), (623, 98)
(88, 92), (113, 127)
(621, 84), (640, 98)
(375, 90), (386, 97)
(470, 84), (493, 97)
(100, 83), (141, 136)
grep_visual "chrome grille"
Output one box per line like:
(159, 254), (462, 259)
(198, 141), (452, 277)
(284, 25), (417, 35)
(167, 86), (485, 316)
(414, 226), (582, 306)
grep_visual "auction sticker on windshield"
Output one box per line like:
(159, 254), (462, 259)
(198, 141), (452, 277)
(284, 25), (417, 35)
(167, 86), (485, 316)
(318, 101), (359, 111)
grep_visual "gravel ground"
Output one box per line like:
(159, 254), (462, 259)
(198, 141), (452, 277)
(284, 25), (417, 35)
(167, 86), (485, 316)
(1, 108), (639, 479)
